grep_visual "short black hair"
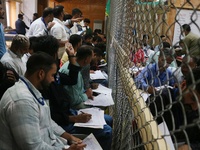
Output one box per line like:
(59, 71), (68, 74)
(93, 47), (103, 57)
(43, 7), (53, 18)
(63, 14), (72, 21)
(182, 24), (191, 32)
(18, 14), (23, 18)
(31, 35), (59, 58)
(72, 8), (82, 16)
(69, 34), (82, 48)
(162, 42), (170, 48)
(92, 35), (102, 43)
(83, 34), (92, 40)
(26, 52), (56, 76)
(53, 5), (64, 18)
(76, 45), (93, 61)
(84, 18), (90, 24)
(0, 0), (2, 4)
(33, 13), (38, 17)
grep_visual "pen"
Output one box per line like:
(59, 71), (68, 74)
(80, 111), (85, 114)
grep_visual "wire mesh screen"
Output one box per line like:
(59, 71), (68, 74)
(106, 0), (200, 150)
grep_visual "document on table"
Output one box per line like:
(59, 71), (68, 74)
(83, 133), (102, 150)
(158, 121), (175, 150)
(84, 93), (114, 107)
(92, 84), (112, 95)
(90, 70), (106, 80)
(84, 84), (114, 106)
(74, 108), (106, 129)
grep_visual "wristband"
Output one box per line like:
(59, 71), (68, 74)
(68, 55), (76, 58)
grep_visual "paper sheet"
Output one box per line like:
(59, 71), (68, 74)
(74, 108), (106, 129)
(158, 122), (175, 150)
(83, 133), (103, 150)
(90, 70), (106, 80)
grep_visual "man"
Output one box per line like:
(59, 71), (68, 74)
(70, 8), (83, 35)
(146, 42), (177, 69)
(135, 48), (175, 94)
(83, 18), (92, 35)
(0, 0), (6, 59)
(1, 34), (29, 76)
(61, 34), (82, 66)
(27, 7), (55, 37)
(60, 45), (94, 109)
(180, 24), (200, 56)
(15, 14), (29, 35)
(0, 52), (85, 150)
(50, 5), (69, 61)
(31, 13), (38, 24)
(154, 35), (167, 52)
(176, 68), (200, 150)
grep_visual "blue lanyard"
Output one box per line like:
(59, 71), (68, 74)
(20, 77), (45, 106)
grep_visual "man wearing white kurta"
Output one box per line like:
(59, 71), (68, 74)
(50, 5), (69, 59)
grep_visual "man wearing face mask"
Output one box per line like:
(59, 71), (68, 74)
(0, 0), (6, 59)
(1, 35), (30, 76)
(135, 48), (176, 94)
(179, 24), (200, 56)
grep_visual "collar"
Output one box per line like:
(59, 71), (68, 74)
(53, 18), (64, 25)
(8, 49), (22, 58)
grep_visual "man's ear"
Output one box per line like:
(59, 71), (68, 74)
(181, 79), (187, 91)
(38, 69), (45, 80)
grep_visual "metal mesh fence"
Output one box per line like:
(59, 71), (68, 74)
(107, 0), (200, 149)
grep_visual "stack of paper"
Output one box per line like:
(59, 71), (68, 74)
(74, 108), (106, 129)
(84, 84), (114, 107)
(83, 133), (102, 150)
(90, 70), (106, 80)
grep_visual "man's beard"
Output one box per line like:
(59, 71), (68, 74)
(41, 78), (51, 91)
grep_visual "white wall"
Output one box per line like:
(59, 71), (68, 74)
(21, 0), (37, 26)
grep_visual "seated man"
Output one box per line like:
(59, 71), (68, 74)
(176, 67), (200, 150)
(0, 53), (85, 150)
(135, 48), (175, 94)
(60, 45), (94, 109)
(1, 34), (29, 76)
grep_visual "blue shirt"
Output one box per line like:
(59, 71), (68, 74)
(0, 23), (6, 59)
(15, 19), (29, 35)
(135, 63), (175, 91)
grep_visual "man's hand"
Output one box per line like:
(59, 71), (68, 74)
(47, 22), (55, 31)
(65, 42), (75, 56)
(71, 18), (83, 23)
(85, 88), (93, 100)
(147, 86), (155, 94)
(66, 143), (86, 150)
(76, 113), (92, 123)
(6, 70), (17, 82)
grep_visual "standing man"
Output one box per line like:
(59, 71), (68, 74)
(70, 8), (83, 35)
(180, 24), (200, 56)
(27, 7), (55, 37)
(0, 52), (86, 150)
(50, 5), (69, 64)
(15, 14), (29, 35)
(0, 0), (6, 59)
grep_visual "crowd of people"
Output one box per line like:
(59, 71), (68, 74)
(0, 2), (110, 150)
(131, 22), (200, 149)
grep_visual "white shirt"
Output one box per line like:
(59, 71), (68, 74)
(50, 18), (69, 59)
(26, 17), (48, 37)
(0, 77), (68, 149)
(1, 50), (26, 76)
